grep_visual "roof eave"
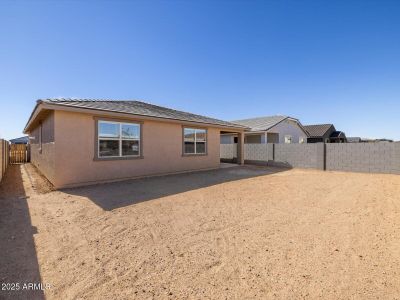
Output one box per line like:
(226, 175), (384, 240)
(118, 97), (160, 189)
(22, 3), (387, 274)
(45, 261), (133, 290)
(23, 100), (45, 133)
(25, 101), (249, 132)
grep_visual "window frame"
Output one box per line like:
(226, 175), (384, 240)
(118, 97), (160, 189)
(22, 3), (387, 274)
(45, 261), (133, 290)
(284, 135), (292, 144)
(182, 126), (208, 156)
(94, 118), (143, 161)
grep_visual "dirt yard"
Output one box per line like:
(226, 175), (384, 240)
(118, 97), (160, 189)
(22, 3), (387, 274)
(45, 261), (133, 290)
(1, 164), (400, 299)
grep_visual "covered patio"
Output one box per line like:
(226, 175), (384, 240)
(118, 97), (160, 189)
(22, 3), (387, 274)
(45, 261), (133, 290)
(220, 130), (245, 165)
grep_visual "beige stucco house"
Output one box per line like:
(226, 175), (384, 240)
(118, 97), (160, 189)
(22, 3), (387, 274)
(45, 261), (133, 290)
(24, 99), (247, 188)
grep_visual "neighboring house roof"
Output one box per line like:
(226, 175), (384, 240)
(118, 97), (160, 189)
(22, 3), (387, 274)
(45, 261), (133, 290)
(231, 115), (307, 135)
(9, 136), (29, 144)
(303, 124), (335, 138)
(25, 98), (248, 132)
(330, 131), (346, 138)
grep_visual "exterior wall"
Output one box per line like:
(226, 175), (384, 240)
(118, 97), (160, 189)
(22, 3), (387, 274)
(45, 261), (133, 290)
(326, 143), (400, 174)
(29, 111), (56, 183)
(273, 144), (323, 169)
(245, 134), (262, 144)
(267, 133), (279, 143)
(267, 119), (308, 144)
(0, 139), (9, 182)
(220, 144), (237, 159)
(53, 110), (222, 188)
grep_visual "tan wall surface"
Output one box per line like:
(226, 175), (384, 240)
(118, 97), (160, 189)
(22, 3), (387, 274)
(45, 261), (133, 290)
(29, 111), (56, 183)
(53, 110), (221, 188)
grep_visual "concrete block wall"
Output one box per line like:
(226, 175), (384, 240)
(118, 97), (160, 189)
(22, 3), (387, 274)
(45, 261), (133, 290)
(326, 143), (400, 174)
(266, 144), (274, 161)
(393, 143), (400, 174)
(242, 142), (400, 175)
(220, 144), (237, 159)
(273, 143), (323, 169)
(244, 144), (269, 161)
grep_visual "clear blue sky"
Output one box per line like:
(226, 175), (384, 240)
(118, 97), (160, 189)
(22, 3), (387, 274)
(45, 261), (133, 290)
(1, 0), (399, 140)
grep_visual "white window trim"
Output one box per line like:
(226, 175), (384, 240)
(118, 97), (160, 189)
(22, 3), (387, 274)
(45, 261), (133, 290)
(98, 120), (141, 158)
(285, 135), (292, 144)
(183, 128), (207, 155)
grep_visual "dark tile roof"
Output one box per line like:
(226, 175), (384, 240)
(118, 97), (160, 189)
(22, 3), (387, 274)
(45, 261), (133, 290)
(330, 131), (346, 138)
(38, 98), (247, 129)
(303, 124), (334, 138)
(231, 115), (289, 131)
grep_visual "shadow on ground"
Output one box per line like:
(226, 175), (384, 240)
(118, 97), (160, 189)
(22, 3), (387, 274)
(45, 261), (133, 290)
(63, 165), (289, 211)
(0, 165), (45, 300)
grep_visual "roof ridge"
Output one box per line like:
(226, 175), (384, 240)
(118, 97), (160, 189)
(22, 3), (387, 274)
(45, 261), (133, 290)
(39, 98), (143, 102)
(40, 98), (229, 123)
(231, 115), (288, 122)
(304, 123), (333, 127)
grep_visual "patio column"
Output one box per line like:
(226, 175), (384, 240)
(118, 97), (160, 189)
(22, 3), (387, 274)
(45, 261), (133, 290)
(237, 132), (245, 165)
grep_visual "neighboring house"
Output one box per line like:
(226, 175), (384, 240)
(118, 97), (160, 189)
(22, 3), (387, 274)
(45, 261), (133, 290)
(23, 99), (247, 188)
(224, 115), (309, 144)
(347, 137), (362, 143)
(304, 124), (347, 143)
(9, 136), (29, 144)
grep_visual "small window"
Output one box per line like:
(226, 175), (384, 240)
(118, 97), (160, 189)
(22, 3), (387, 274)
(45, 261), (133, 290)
(184, 128), (207, 155)
(285, 135), (292, 144)
(299, 137), (306, 144)
(98, 121), (141, 158)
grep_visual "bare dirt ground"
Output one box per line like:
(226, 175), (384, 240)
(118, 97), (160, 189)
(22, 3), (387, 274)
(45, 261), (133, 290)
(1, 164), (400, 299)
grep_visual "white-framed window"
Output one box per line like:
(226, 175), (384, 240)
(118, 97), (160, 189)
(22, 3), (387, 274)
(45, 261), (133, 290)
(299, 136), (306, 144)
(285, 135), (292, 144)
(183, 127), (207, 155)
(98, 120), (141, 158)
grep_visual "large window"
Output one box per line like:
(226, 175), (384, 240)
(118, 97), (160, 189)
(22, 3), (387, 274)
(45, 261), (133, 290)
(98, 121), (141, 158)
(183, 128), (207, 155)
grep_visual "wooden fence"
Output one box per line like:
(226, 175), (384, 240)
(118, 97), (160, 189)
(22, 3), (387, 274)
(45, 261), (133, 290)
(0, 139), (10, 182)
(9, 144), (30, 164)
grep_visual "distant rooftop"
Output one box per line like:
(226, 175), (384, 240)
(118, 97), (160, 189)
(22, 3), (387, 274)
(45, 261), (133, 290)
(9, 136), (29, 144)
(231, 115), (292, 131)
(303, 124), (334, 138)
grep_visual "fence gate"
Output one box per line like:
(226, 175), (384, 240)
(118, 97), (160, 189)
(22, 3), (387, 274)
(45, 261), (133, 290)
(9, 144), (30, 164)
